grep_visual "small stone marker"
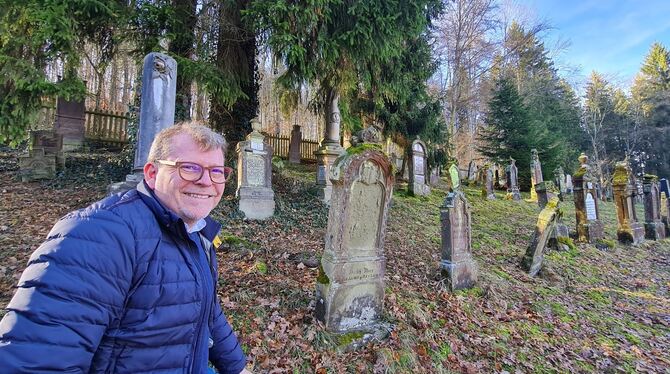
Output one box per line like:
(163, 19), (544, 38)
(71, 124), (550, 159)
(408, 138), (430, 196)
(109, 52), (177, 194)
(612, 161), (645, 245)
(467, 160), (477, 181)
(236, 117), (275, 220)
(440, 191), (478, 291)
(18, 130), (65, 182)
(642, 175), (665, 240)
(572, 153), (604, 243)
(54, 97), (86, 151)
(448, 163), (460, 191)
(315, 133), (393, 333)
(507, 158), (521, 201)
(529, 149), (543, 202)
(522, 197), (561, 276)
(554, 166), (566, 200)
(660, 178), (670, 235)
(288, 125), (302, 164)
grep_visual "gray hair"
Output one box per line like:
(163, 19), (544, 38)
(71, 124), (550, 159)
(147, 121), (227, 162)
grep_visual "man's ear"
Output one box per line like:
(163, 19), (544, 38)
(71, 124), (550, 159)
(144, 162), (158, 189)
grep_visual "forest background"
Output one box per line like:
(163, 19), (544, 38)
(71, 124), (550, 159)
(1, 0), (669, 190)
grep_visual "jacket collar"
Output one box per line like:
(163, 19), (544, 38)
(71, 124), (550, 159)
(136, 180), (222, 242)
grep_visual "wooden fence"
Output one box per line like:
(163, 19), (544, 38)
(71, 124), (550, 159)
(264, 133), (319, 162)
(85, 109), (129, 148)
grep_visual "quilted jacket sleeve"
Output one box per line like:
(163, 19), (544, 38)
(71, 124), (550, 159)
(209, 298), (247, 374)
(0, 208), (136, 372)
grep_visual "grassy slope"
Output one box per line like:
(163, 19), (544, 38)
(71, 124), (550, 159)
(0, 152), (668, 373)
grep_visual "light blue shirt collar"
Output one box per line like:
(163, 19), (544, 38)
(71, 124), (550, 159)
(185, 218), (207, 233)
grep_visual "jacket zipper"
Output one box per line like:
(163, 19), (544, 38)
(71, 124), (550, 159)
(187, 237), (209, 374)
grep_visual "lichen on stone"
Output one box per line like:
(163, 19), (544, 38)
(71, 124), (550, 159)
(346, 143), (382, 155)
(316, 263), (330, 285)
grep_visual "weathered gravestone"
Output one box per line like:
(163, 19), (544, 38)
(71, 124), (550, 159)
(660, 178), (670, 235)
(522, 197), (562, 276)
(506, 158), (521, 201)
(108, 52), (177, 194)
(529, 149), (543, 202)
(612, 161), (645, 245)
(288, 125), (302, 164)
(408, 138), (430, 196)
(236, 117), (275, 220)
(448, 163), (460, 191)
(642, 175), (665, 240)
(535, 181), (549, 209)
(572, 153), (604, 243)
(440, 191), (478, 291)
(467, 160), (477, 181)
(429, 168), (440, 186)
(18, 130), (65, 182)
(565, 174), (573, 194)
(554, 166), (566, 201)
(315, 139), (393, 333)
(54, 96), (86, 151)
(315, 94), (346, 203)
(483, 164), (496, 200)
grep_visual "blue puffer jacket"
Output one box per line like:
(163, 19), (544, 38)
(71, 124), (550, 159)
(0, 182), (247, 373)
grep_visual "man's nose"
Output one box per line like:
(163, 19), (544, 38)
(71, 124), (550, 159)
(195, 170), (214, 185)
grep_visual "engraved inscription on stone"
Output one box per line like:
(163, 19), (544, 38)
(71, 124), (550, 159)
(415, 175), (425, 185)
(586, 192), (597, 220)
(343, 163), (383, 255)
(413, 156), (424, 175)
(413, 143), (423, 152)
(318, 165), (326, 183)
(251, 140), (264, 151)
(340, 262), (381, 283)
(246, 155), (265, 186)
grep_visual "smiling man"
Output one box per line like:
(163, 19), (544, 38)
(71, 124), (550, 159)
(0, 122), (251, 374)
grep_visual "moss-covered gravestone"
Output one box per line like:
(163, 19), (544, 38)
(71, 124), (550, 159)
(642, 175), (665, 240)
(522, 197), (561, 276)
(612, 161), (645, 245)
(573, 153), (604, 243)
(529, 149), (543, 203)
(315, 143), (393, 333)
(483, 164), (495, 200)
(236, 117), (275, 220)
(506, 158), (521, 201)
(440, 191), (478, 290)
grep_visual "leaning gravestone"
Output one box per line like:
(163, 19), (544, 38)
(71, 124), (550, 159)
(522, 197), (561, 276)
(440, 191), (478, 291)
(572, 153), (604, 243)
(507, 158), (521, 201)
(108, 52), (177, 194)
(408, 138), (430, 196)
(529, 149), (543, 202)
(642, 175), (665, 240)
(54, 96), (86, 151)
(315, 134), (393, 333)
(288, 125), (302, 164)
(612, 161), (645, 245)
(237, 117), (275, 220)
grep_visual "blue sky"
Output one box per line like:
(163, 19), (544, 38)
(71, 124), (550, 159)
(520, 0), (670, 89)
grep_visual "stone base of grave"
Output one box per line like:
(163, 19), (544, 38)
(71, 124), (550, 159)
(440, 259), (477, 291)
(577, 221), (604, 243)
(315, 257), (385, 333)
(548, 223), (571, 251)
(238, 187), (275, 220)
(61, 138), (85, 152)
(108, 171), (143, 195)
(410, 182), (431, 196)
(328, 322), (393, 352)
(617, 223), (645, 245)
(18, 149), (59, 182)
(644, 221), (666, 240)
(315, 142), (344, 203)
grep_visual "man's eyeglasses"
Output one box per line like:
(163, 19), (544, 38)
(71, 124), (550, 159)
(155, 160), (233, 184)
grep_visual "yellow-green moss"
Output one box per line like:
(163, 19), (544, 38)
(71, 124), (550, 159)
(574, 166), (587, 178)
(557, 236), (577, 252)
(346, 143), (382, 155)
(316, 263), (330, 285)
(597, 238), (617, 249)
(335, 331), (366, 346)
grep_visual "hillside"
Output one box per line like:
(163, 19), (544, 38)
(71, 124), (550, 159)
(0, 150), (668, 373)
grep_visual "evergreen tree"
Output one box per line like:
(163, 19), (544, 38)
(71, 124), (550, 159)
(478, 77), (534, 189)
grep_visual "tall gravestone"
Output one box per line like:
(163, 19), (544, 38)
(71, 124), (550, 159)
(483, 164), (495, 200)
(315, 93), (346, 203)
(642, 175), (665, 240)
(408, 138), (430, 196)
(660, 178), (670, 235)
(467, 161), (477, 181)
(507, 158), (521, 201)
(315, 138), (393, 333)
(573, 153), (604, 243)
(529, 149), (543, 202)
(236, 117), (275, 220)
(109, 53), (177, 194)
(54, 97), (86, 151)
(448, 163), (460, 191)
(554, 166), (566, 200)
(522, 197), (561, 277)
(288, 125), (302, 164)
(612, 161), (645, 245)
(440, 190), (477, 291)
(565, 174), (573, 194)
